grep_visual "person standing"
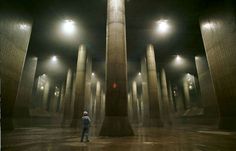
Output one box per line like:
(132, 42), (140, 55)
(81, 111), (91, 142)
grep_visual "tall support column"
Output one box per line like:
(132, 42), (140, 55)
(146, 44), (163, 126)
(84, 57), (92, 113)
(42, 79), (50, 110)
(50, 86), (59, 113)
(132, 81), (139, 124)
(168, 81), (175, 113)
(62, 69), (73, 126)
(0, 11), (32, 130)
(71, 45), (87, 127)
(100, 0), (133, 136)
(141, 57), (150, 126)
(127, 92), (133, 122)
(161, 69), (172, 125)
(95, 81), (101, 123)
(183, 76), (191, 108)
(195, 56), (219, 122)
(100, 89), (106, 122)
(14, 57), (37, 122)
(200, 6), (236, 130)
(58, 83), (65, 113)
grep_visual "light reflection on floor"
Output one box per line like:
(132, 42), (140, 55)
(2, 127), (236, 151)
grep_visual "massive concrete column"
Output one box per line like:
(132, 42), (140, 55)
(70, 72), (77, 118)
(200, 6), (236, 130)
(127, 92), (133, 122)
(42, 78), (50, 110)
(168, 81), (175, 113)
(0, 11), (32, 130)
(95, 81), (101, 123)
(195, 56), (219, 122)
(62, 69), (73, 126)
(147, 45), (163, 126)
(141, 57), (150, 125)
(146, 44), (163, 126)
(100, 89), (106, 122)
(58, 83), (65, 113)
(71, 45), (87, 127)
(183, 76), (191, 108)
(100, 0), (133, 136)
(160, 69), (172, 125)
(49, 86), (59, 113)
(14, 57), (37, 122)
(84, 57), (92, 113)
(132, 81), (139, 124)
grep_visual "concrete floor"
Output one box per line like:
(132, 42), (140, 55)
(2, 126), (236, 151)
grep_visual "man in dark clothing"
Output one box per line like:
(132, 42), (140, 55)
(80, 111), (91, 142)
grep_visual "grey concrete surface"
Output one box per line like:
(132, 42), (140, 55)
(2, 127), (236, 151)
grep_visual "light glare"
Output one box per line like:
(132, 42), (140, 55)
(61, 20), (76, 35)
(175, 55), (183, 65)
(51, 56), (58, 62)
(156, 20), (170, 34)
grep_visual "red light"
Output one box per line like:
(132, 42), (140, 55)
(112, 83), (117, 89)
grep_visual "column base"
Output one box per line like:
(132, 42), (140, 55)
(219, 117), (236, 131)
(99, 116), (134, 137)
(13, 118), (32, 127)
(2, 118), (14, 131)
(144, 118), (163, 127)
(70, 119), (81, 128)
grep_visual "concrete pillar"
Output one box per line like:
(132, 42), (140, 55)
(141, 57), (150, 125)
(50, 86), (59, 113)
(42, 78), (50, 110)
(100, 89), (106, 122)
(195, 56), (219, 121)
(168, 81), (175, 113)
(62, 69), (73, 126)
(146, 44), (163, 126)
(132, 81), (139, 124)
(90, 82), (96, 121)
(100, 0), (133, 136)
(14, 57), (37, 122)
(200, 7), (236, 130)
(183, 76), (190, 108)
(127, 92), (133, 122)
(84, 57), (92, 114)
(71, 45), (87, 127)
(95, 81), (101, 123)
(161, 69), (172, 125)
(70, 73), (76, 118)
(0, 11), (32, 130)
(58, 83), (65, 113)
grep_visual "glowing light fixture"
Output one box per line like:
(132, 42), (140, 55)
(175, 55), (183, 65)
(138, 72), (141, 76)
(189, 85), (193, 90)
(156, 20), (170, 34)
(51, 56), (58, 62)
(40, 86), (44, 90)
(61, 20), (76, 35)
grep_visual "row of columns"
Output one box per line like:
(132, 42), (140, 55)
(128, 44), (220, 127)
